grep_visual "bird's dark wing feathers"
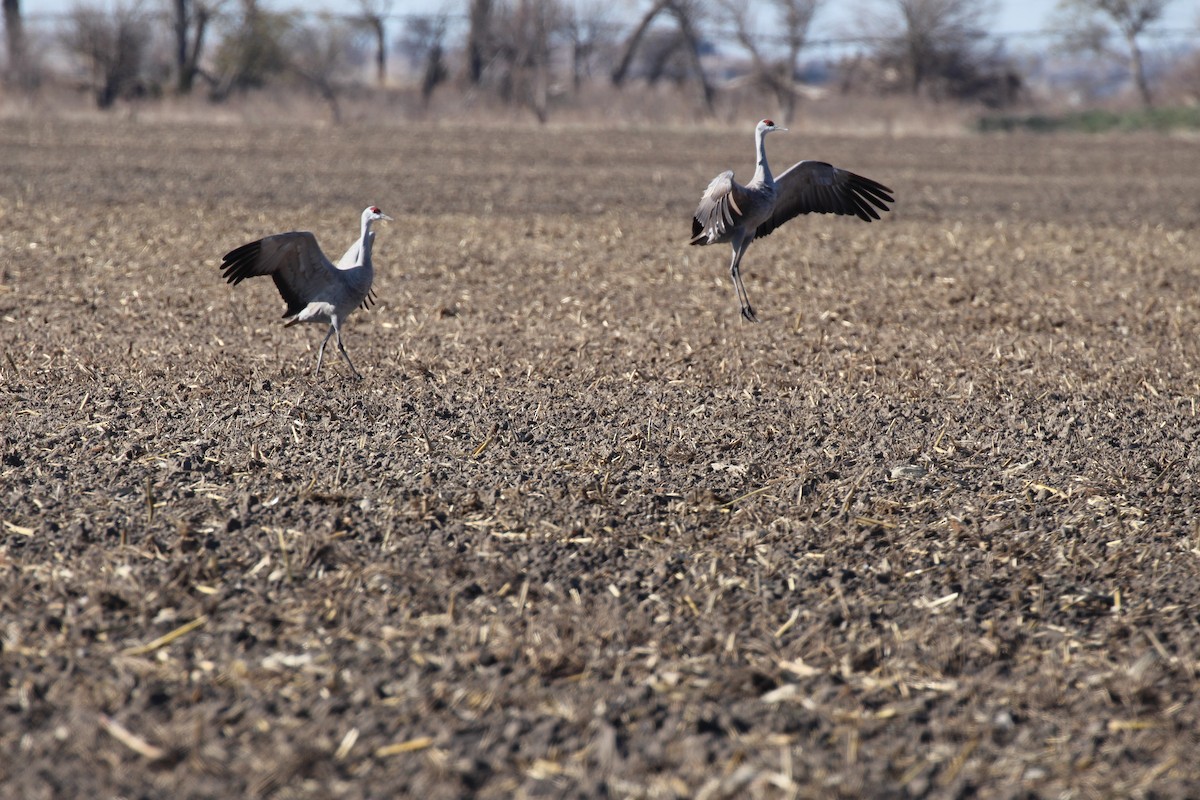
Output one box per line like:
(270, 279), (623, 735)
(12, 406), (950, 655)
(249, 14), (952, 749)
(756, 161), (894, 240)
(219, 231), (333, 318)
(691, 170), (755, 244)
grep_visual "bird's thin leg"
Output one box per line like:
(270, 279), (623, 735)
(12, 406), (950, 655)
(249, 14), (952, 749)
(729, 238), (758, 322)
(334, 327), (362, 380)
(315, 325), (336, 376)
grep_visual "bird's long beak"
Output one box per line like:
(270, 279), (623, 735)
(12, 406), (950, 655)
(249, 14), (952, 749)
(381, 214), (394, 222)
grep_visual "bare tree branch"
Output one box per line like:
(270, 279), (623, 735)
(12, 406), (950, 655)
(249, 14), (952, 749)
(61, 2), (152, 108)
(667, 0), (714, 113)
(465, 0), (493, 85)
(611, 0), (671, 87)
(855, 0), (1001, 100)
(1054, 0), (1173, 107)
(286, 15), (363, 123)
(208, 0), (291, 102)
(169, 0), (224, 94)
(562, 0), (613, 92)
(357, 0), (391, 86)
(718, 0), (822, 123)
(611, 0), (713, 114)
(398, 13), (449, 104)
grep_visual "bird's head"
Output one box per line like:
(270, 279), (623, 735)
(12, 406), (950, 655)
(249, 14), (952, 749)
(756, 119), (786, 136)
(363, 206), (394, 225)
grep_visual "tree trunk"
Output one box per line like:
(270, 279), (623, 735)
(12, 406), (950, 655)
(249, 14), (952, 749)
(420, 43), (445, 105)
(466, 0), (491, 86)
(322, 82), (342, 124)
(571, 38), (589, 92)
(776, 63), (797, 125)
(728, 10), (796, 123)
(668, 0), (713, 114)
(182, 8), (209, 94)
(367, 16), (386, 86)
(611, 0), (669, 87)
(172, 0), (188, 92)
(3, 0), (30, 88)
(1125, 30), (1152, 108)
(531, 32), (548, 123)
(908, 35), (924, 95)
(780, 37), (802, 125)
(171, 1), (212, 94)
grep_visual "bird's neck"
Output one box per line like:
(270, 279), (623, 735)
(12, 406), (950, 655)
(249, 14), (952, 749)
(753, 131), (773, 186)
(359, 220), (375, 265)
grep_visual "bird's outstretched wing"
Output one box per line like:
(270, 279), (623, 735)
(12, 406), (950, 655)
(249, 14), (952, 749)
(220, 231), (334, 318)
(691, 170), (755, 244)
(755, 161), (894, 240)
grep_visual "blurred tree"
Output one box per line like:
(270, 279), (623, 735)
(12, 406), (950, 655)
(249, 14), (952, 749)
(632, 27), (693, 84)
(61, 3), (152, 108)
(398, 13), (449, 104)
(209, 0), (291, 101)
(612, 0), (713, 114)
(451, 0), (564, 121)
(3, 0), (35, 89)
(286, 15), (363, 123)
(670, 0), (713, 111)
(357, 0), (391, 86)
(494, 0), (559, 121)
(561, 0), (613, 92)
(1054, 0), (1173, 107)
(169, 0), (223, 94)
(420, 26), (448, 103)
(718, 0), (823, 124)
(874, 0), (995, 96)
(465, 0), (493, 85)
(853, 0), (1020, 105)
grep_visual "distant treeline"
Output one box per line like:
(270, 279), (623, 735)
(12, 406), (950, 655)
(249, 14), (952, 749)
(3, 0), (1197, 123)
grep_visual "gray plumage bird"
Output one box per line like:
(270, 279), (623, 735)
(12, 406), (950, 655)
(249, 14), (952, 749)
(691, 119), (894, 321)
(220, 206), (392, 378)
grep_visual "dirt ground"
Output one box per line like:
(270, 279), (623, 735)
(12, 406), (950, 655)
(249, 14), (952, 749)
(2, 115), (1200, 799)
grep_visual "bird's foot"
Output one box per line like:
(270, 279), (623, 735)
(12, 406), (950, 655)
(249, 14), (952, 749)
(741, 305), (759, 323)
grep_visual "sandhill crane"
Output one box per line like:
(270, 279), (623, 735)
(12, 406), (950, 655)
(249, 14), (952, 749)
(691, 119), (894, 322)
(220, 206), (392, 379)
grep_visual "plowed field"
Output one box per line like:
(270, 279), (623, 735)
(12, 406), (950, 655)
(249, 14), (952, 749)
(3, 117), (1200, 798)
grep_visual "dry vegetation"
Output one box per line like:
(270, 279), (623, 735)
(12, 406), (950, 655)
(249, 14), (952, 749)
(2, 115), (1200, 798)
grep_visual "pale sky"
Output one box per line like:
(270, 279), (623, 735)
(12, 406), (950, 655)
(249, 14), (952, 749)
(27, 0), (1200, 39)
(817, 0), (1193, 37)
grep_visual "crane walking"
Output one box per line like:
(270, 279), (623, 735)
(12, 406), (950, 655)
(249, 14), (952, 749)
(220, 206), (392, 379)
(691, 119), (894, 322)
